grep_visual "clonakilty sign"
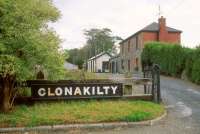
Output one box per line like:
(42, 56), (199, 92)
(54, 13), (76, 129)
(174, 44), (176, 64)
(27, 80), (123, 100)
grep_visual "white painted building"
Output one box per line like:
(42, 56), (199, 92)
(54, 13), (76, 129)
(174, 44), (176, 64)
(87, 52), (111, 73)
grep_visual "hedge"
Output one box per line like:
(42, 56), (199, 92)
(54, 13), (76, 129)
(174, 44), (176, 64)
(141, 42), (200, 84)
(187, 48), (200, 84)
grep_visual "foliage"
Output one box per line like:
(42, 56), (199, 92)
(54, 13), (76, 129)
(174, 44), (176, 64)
(0, 100), (164, 127)
(65, 28), (122, 68)
(0, 0), (65, 80)
(186, 48), (200, 84)
(65, 49), (84, 69)
(142, 42), (200, 84)
(184, 48), (195, 80)
(0, 0), (65, 112)
(142, 42), (188, 77)
(84, 28), (122, 58)
(16, 88), (31, 97)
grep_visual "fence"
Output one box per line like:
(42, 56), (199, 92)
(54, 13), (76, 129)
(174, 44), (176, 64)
(143, 64), (161, 103)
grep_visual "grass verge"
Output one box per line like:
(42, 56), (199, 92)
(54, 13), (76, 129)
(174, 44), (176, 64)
(0, 100), (164, 127)
(64, 70), (108, 80)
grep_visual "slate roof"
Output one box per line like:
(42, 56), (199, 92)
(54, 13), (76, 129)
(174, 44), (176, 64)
(88, 51), (112, 61)
(109, 54), (120, 60)
(120, 22), (182, 44)
(142, 22), (182, 32)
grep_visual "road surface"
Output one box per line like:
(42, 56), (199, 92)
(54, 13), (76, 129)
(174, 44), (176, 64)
(87, 75), (200, 134)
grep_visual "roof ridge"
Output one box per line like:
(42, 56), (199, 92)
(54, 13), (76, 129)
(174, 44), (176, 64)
(87, 51), (111, 61)
(120, 22), (182, 44)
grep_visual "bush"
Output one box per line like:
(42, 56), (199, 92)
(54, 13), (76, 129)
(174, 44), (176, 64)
(17, 88), (31, 97)
(186, 48), (200, 84)
(142, 42), (187, 77)
(185, 48), (195, 80)
(142, 42), (200, 85)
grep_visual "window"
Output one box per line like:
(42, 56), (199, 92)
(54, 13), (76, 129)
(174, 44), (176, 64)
(135, 58), (139, 71)
(121, 45), (124, 54)
(102, 61), (109, 73)
(136, 36), (139, 50)
(90, 61), (92, 72)
(136, 58), (139, 67)
(121, 60), (124, 69)
(128, 40), (130, 52)
(128, 60), (130, 71)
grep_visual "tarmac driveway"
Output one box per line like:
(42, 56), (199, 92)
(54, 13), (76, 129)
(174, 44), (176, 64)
(87, 75), (200, 134)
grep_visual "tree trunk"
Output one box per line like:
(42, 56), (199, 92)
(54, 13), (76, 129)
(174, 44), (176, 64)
(2, 82), (10, 112)
(0, 75), (15, 113)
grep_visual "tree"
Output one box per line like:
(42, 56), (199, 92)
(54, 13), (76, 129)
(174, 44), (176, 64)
(66, 28), (122, 69)
(0, 0), (65, 112)
(65, 49), (84, 69)
(84, 28), (122, 58)
(65, 28), (122, 69)
(196, 44), (200, 49)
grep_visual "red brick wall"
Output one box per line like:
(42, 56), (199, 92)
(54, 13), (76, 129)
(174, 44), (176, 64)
(142, 31), (181, 47)
(142, 32), (158, 48)
(167, 32), (181, 44)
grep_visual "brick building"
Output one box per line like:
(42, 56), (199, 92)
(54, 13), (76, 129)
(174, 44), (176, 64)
(119, 16), (182, 73)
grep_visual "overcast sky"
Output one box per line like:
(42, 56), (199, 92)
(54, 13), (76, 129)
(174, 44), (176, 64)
(51, 0), (200, 49)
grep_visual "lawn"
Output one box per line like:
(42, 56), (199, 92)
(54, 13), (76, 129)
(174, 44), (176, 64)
(64, 70), (108, 80)
(0, 100), (164, 127)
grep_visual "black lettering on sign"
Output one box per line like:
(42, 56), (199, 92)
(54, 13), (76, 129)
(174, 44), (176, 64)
(31, 83), (123, 100)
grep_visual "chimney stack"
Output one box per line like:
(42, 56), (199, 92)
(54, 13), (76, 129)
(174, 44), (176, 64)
(158, 16), (168, 42)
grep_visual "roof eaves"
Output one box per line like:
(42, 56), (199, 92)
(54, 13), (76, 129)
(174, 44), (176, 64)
(110, 55), (120, 60)
(168, 30), (182, 33)
(87, 51), (111, 61)
(119, 30), (159, 45)
(120, 22), (182, 45)
(119, 30), (142, 45)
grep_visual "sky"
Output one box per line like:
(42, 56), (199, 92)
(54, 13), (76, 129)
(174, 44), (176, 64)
(51, 0), (200, 49)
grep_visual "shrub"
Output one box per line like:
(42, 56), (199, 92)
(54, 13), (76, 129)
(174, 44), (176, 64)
(187, 48), (200, 84)
(185, 48), (195, 80)
(142, 42), (200, 84)
(142, 42), (187, 77)
(17, 88), (31, 97)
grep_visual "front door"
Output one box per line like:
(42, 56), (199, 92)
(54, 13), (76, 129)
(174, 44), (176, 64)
(102, 61), (109, 73)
